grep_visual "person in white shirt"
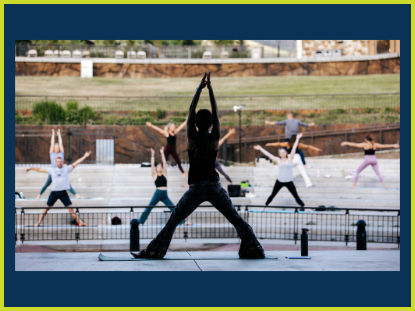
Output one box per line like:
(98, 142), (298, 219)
(26, 151), (92, 227)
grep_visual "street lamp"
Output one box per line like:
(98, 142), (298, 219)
(233, 105), (244, 163)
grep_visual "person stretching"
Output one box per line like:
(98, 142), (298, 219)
(26, 151), (92, 227)
(265, 112), (315, 166)
(341, 135), (399, 189)
(146, 120), (188, 177)
(265, 135), (322, 187)
(137, 147), (191, 226)
(37, 129), (81, 199)
(254, 133), (305, 211)
(215, 128), (236, 184)
(131, 72), (265, 259)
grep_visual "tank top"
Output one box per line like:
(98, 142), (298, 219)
(286, 146), (300, 154)
(188, 149), (220, 185)
(154, 175), (167, 188)
(278, 159), (293, 183)
(167, 134), (176, 146)
(364, 149), (375, 155)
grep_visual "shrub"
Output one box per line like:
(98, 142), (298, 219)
(365, 107), (374, 113)
(33, 100), (66, 124)
(66, 100), (79, 123)
(156, 108), (166, 119)
(78, 106), (95, 123)
(229, 51), (249, 58)
(191, 51), (204, 58)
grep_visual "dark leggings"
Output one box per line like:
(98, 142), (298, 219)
(215, 158), (233, 183)
(284, 138), (306, 165)
(266, 180), (304, 208)
(40, 175), (76, 195)
(164, 144), (184, 173)
(136, 182), (265, 259)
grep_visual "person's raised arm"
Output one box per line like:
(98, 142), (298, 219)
(374, 143), (400, 149)
(299, 143), (322, 152)
(160, 147), (168, 176)
(270, 120), (287, 126)
(57, 129), (64, 153)
(49, 129), (55, 154)
(253, 145), (280, 165)
(207, 72), (220, 149)
(71, 151), (92, 170)
(289, 133), (302, 162)
(26, 167), (48, 174)
(265, 142), (288, 147)
(187, 73), (207, 142)
(219, 128), (236, 147)
(174, 120), (187, 134)
(146, 122), (168, 138)
(150, 148), (156, 180)
(340, 141), (366, 148)
(299, 121), (315, 127)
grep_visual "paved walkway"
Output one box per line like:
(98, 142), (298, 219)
(15, 250), (399, 271)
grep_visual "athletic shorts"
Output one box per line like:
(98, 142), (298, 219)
(47, 190), (72, 207)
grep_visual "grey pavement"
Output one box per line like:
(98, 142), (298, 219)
(15, 250), (399, 271)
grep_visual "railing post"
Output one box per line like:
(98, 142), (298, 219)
(356, 220), (367, 250)
(20, 208), (25, 244)
(75, 208), (80, 243)
(294, 208), (298, 244)
(345, 209), (349, 246)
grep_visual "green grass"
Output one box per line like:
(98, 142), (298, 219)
(15, 74), (400, 97)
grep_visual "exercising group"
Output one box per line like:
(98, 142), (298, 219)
(25, 73), (399, 247)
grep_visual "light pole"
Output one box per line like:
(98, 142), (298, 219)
(234, 105), (244, 163)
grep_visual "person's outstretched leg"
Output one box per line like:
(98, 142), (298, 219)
(285, 182), (305, 209)
(352, 157), (371, 188)
(170, 148), (186, 175)
(370, 156), (386, 189)
(265, 180), (284, 207)
(293, 154), (313, 187)
(298, 150), (306, 166)
(160, 192), (187, 225)
(38, 175), (52, 198)
(215, 159), (233, 183)
(208, 183), (265, 259)
(138, 190), (162, 224)
(132, 186), (203, 258)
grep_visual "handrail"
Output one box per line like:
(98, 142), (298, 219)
(14, 205), (400, 213)
(14, 92), (400, 99)
(227, 124), (400, 144)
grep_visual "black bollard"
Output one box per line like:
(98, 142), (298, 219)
(356, 220), (367, 250)
(130, 219), (140, 252)
(301, 228), (309, 256)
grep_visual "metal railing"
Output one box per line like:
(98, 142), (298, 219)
(15, 93), (400, 125)
(15, 205), (400, 246)
(15, 43), (296, 59)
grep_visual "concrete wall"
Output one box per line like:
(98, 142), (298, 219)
(15, 124), (400, 164)
(15, 55), (400, 78)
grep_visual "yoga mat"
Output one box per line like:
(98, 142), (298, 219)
(98, 253), (278, 261)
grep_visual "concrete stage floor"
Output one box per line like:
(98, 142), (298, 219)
(16, 250), (399, 271)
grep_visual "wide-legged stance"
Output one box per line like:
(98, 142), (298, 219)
(136, 182), (265, 259)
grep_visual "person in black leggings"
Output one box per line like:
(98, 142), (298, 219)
(132, 72), (265, 259)
(146, 120), (188, 177)
(215, 128), (236, 184)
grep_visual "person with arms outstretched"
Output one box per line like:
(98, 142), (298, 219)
(265, 135), (322, 187)
(265, 112), (315, 166)
(37, 129), (81, 199)
(26, 151), (92, 227)
(341, 135), (399, 189)
(132, 73), (265, 259)
(146, 120), (188, 177)
(137, 147), (191, 226)
(254, 133), (305, 211)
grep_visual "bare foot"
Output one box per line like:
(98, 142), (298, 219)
(182, 173), (188, 178)
(79, 221), (89, 227)
(349, 184), (356, 189)
(261, 207), (266, 212)
(34, 223), (40, 227)
(36, 195), (41, 200)
(382, 183), (388, 190)
(307, 185), (316, 188)
(184, 221), (193, 226)
(75, 194), (83, 199)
